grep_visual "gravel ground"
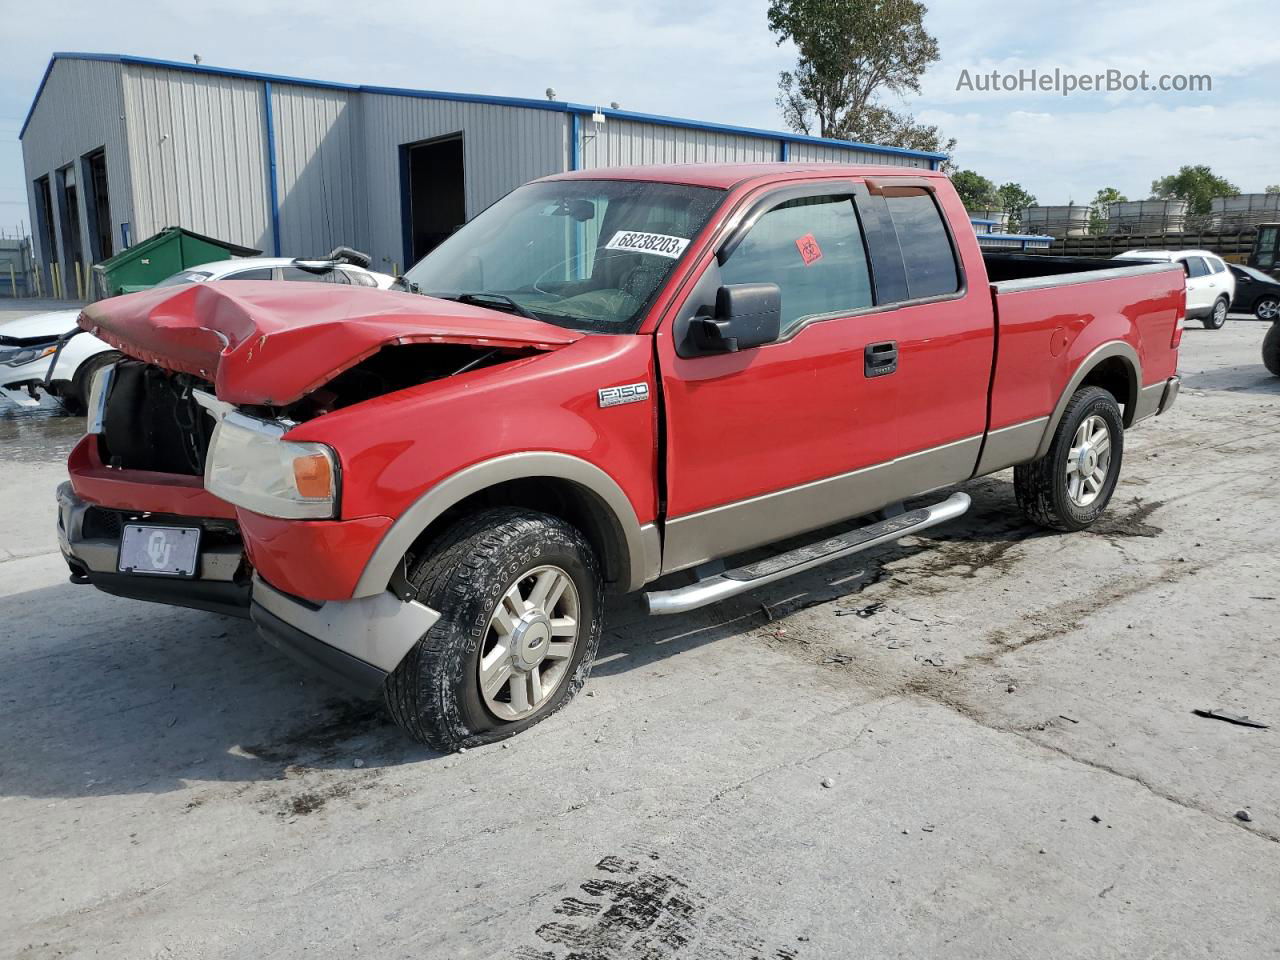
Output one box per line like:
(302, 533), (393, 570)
(1, 306), (1278, 959)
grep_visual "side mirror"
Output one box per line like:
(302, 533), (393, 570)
(689, 283), (782, 354)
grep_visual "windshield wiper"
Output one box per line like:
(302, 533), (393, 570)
(452, 292), (541, 322)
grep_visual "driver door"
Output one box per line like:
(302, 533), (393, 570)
(656, 185), (892, 572)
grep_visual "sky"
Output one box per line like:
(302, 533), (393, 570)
(1, 0), (1277, 237)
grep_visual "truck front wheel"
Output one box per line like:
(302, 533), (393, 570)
(1014, 386), (1124, 532)
(384, 508), (603, 750)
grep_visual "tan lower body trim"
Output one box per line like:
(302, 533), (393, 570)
(974, 417), (1049, 475)
(661, 435), (982, 575)
(1131, 381), (1166, 424)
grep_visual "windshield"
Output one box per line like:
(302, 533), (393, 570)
(156, 270), (213, 287)
(401, 179), (724, 333)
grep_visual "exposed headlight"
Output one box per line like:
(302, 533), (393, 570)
(86, 361), (118, 434)
(2, 344), (57, 367)
(205, 411), (339, 519)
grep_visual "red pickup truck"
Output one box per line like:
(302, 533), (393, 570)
(58, 163), (1183, 748)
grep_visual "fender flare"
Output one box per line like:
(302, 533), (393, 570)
(1034, 341), (1141, 459)
(351, 452), (660, 598)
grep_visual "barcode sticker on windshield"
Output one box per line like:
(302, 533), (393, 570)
(605, 231), (690, 259)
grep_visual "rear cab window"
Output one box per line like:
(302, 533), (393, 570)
(881, 190), (961, 300)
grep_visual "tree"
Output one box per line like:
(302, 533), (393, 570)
(769, 0), (953, 162)
(995, 182), (1037, 230)
(1267, 184), (1280, 195)
(951, 169), (998, 211)
(1088, 187), (1127, 235)
(1150, 165), (1239, 216)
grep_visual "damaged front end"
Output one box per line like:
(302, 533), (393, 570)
(62, 281), (575, 621)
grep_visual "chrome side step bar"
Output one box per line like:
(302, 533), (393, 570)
(644, 492), (971, 616)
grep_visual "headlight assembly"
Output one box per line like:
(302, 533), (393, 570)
(2, 344), (57, 367)
(205, 411), (339, 519)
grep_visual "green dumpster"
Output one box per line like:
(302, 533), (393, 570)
(91, 227), (261, 299)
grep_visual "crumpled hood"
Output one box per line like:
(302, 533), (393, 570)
(79, 282), (582, 405)
(0, 309), (82, 342)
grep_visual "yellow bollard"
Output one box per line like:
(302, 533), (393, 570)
(8, 263), (14, 299)
(56, 262), (64, 300)
(75, 262), (84, 301)
(392, 262), (400, 277)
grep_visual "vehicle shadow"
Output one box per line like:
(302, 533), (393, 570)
(0, 475), (1074, 802)
(0, 580), (443, 802)
(591, 473), (1053, 677)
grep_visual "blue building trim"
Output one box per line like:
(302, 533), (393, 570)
(779, 140), (790, 162)
(262, 80), (282, 257)
(570, 113), (581, 170)
(23, 52), (945, 165)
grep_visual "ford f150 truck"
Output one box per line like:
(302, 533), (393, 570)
(57, 164), (1184, 748)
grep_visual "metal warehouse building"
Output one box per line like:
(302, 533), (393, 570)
(20, 52), (944, 290)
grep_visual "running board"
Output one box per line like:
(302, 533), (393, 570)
(644, 492), (971, 616)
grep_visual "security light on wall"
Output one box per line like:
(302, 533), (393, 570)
(591, 110), (606, 124)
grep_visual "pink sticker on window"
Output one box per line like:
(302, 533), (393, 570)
(796, 233), (823, 265)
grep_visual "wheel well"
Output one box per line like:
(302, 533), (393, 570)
(1079, 356), (1138, 426)
(404, 477), (629, 588)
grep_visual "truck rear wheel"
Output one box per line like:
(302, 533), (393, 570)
(383, 508), (602, 750)
(1014, 386), (1124, 532)
(1263, 323), (1280, 377)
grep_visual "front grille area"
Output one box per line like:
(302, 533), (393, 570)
(99, 360), (216, 476)
(81, 505), (124, 540)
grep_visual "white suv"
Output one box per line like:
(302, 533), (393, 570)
(1114, 249), (1236, 329)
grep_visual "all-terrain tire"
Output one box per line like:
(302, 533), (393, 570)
(1263, 323), (1280, 378)
(1201, 296), (1229, 330)
(383, 508), (603, 750)
(1014, 386), (1124, 532)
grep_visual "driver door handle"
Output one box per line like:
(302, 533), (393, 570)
(864, 340), (898, 378)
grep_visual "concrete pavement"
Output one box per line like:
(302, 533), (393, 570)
(1, 317), (1278, 959)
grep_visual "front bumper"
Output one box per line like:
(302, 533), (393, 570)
(250, 575), (440, 697)
(57, 482), (251, 617)
(59, 484), (441, 695)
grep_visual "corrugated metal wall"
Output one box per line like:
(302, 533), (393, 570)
(121, 64), (272, 253)
(20, 58), (133, 286)
(580, 119), (779, 167)
(360, 94), (567, 272)
(21, 57), (940, 286)
(786, 140), (930, 168)
(270, 84), (366, 257)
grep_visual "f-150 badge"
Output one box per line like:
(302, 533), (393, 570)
(598, 383), (650, 408)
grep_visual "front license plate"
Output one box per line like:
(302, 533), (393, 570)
(118, 524), (201, 577)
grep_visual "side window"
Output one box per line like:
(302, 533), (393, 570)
(1208, 257), (1227, 274)
(220, 267), (273, 281)
(343, 270), (377, 287)
(280, 265), (334, 283)
(719, 194), (873, 334)
(1184, 257), (1209, 278)
(882, 190), (960, 300)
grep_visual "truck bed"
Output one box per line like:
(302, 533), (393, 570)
(983, 252), (1169, 287)
(983, 255), (1184, 446)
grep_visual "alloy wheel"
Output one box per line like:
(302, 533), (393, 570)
(1065, 414), (1112, 508)
(477, 565), (580, 721)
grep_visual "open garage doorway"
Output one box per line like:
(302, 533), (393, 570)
(401, 134), (465, 267)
